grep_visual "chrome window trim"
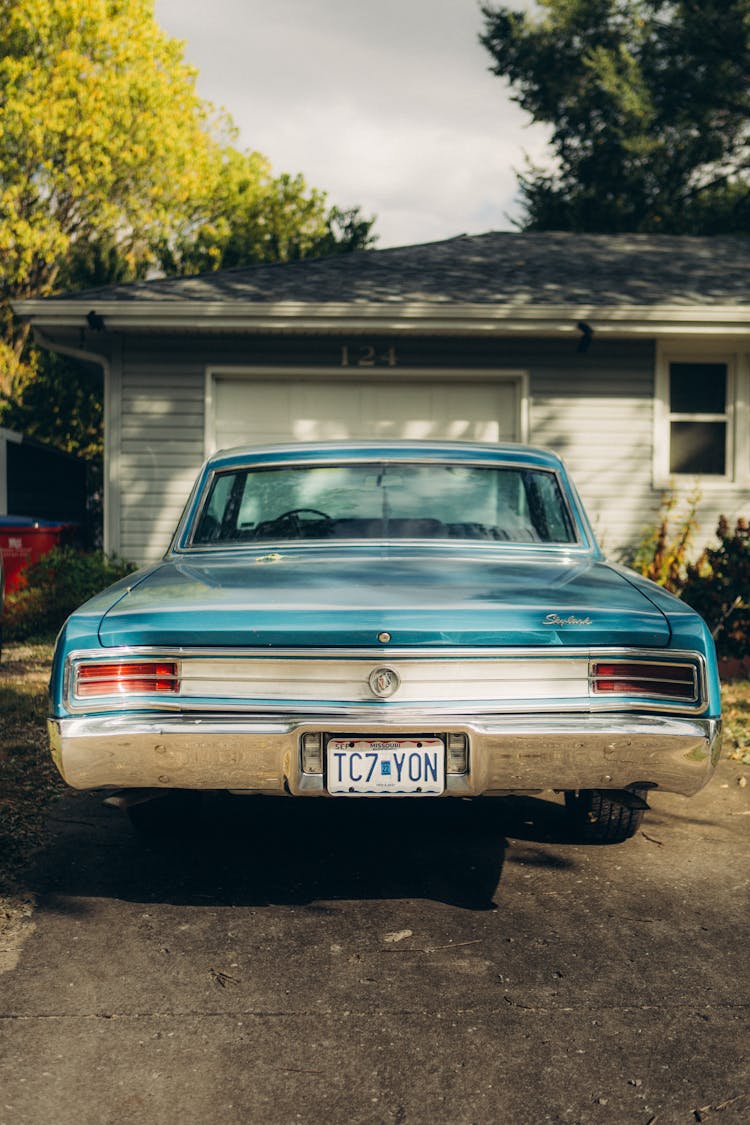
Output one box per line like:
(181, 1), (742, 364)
(64, 646), (709, 718)
(173, 457), (587, 553)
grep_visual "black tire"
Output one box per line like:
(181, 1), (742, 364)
(126, 790), (203, 836)
(564, 788), (646, 844)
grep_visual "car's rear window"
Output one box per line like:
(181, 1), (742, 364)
(191, 462), (577, 545)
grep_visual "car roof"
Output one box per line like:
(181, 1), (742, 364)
(206, 440), (565, 473)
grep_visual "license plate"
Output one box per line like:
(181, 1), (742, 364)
(326, 737), (445, 796)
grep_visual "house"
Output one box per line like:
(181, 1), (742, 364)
(13, 231), (750, 565)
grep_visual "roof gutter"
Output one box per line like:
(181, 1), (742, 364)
(12, 299), (750, 338)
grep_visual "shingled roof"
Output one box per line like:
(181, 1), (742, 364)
(45, 231), (750, 308)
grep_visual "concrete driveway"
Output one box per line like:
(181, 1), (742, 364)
(1, 759), (748, 1125)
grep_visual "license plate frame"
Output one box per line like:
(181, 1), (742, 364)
(326, 736), (445, 796)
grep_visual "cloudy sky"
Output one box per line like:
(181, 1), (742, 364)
(153, 0), (550, 248)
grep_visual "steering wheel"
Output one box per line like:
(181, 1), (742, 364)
(255, 507), (333, 537)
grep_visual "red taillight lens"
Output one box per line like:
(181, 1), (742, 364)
(591, 661), (697, 701)
(76, 661), (180, 697)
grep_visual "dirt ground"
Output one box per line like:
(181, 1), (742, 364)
(1, 644), (749, 1124)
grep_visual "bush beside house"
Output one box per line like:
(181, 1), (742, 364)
(681, 518), (750, 668)
(3, 547), (135, 642)
(630, 507), (750, 667)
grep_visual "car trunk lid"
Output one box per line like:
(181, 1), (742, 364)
(97, 547), (671, 649)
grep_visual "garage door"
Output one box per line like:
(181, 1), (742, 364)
(211, 375), (522, 451)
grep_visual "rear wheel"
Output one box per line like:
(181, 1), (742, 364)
(564, 788), (647, 844)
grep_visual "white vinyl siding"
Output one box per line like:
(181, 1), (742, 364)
(529, 357), (657, 554)
(532, 347), (750, 554)
(118, 363), (205, 562)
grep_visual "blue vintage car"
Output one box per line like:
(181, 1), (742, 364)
(48, 441), (721, 843)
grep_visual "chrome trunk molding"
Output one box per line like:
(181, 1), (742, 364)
(64, 645), (709, 717)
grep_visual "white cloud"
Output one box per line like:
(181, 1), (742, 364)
(154, 0), (550, 246)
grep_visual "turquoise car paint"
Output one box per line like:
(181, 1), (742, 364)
(47, 441), (722, 810)
(93, 548), (671, 651)
(48, 568), (150, 699)
(196, 441), (580, 474)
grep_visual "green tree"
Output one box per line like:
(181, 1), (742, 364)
(0, 0), (225, 396)
(0, 353), (102, 460)
(156, 148), (376, 276)
(0, 0), (376, 457)
(480, 1), (750, 232)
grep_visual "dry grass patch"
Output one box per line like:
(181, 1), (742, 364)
(0, 643), (64, 891)
(723, 678), (750, 764)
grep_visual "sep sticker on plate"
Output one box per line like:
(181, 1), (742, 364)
(326, 737), (445, 796)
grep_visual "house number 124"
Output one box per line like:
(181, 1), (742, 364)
(340, 345), (398, 367)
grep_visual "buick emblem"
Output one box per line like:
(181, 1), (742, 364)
(369, 667), (400, 699)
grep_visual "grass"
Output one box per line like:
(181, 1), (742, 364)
(723, 676), (750, 764)
(0, 642), (65, 894)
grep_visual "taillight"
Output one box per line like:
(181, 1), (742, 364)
(76, 661), (180, 697)
(591, 661), (697, 702)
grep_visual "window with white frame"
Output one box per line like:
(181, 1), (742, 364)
(663, 360), (731, 478)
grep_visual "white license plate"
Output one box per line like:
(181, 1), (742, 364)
(327, 737), (445, 796)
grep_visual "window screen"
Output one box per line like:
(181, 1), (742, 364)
(668, 362), (728, 475)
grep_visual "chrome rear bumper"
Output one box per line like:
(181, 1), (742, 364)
(48, 712), (721, 797)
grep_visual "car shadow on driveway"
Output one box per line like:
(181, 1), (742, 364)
(26, 791), (577, 913)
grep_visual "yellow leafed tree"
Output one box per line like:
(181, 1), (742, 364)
(0, 0), (375, 439)
(0, 0), (226, 392)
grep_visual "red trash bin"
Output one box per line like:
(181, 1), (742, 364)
(0, 517), (77, 593)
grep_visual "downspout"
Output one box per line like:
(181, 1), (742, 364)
(31, 328), (119, 557)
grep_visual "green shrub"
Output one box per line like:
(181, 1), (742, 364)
(628, 488), (700, 594)
(681, 517), (750, 659)
(3, 547), (136, 642)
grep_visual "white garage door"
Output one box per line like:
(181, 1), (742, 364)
(211, 375), (522, 451)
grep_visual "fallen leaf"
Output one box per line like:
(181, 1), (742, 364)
(383, 929), (413, 944)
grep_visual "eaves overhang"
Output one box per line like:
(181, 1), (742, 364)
(12, 298), (750, 338)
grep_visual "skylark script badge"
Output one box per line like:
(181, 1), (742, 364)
(543, 613), (593, 626)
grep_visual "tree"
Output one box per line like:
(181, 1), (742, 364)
(0, 0), (376, 455)
(480, 1), (750, 233)
(0, 353), (103, 460)
(156, 148), (376, 276)
(0, 0), (225, 396)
